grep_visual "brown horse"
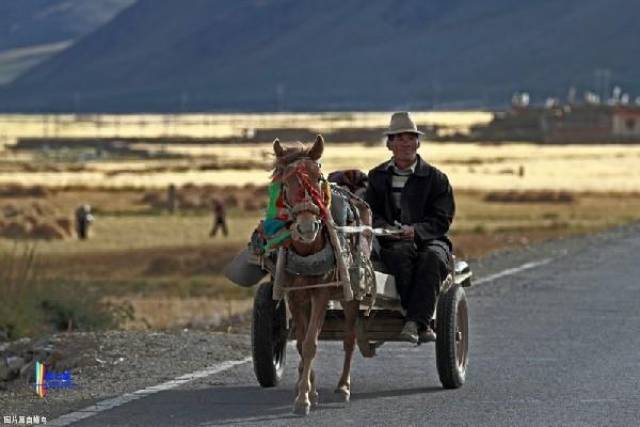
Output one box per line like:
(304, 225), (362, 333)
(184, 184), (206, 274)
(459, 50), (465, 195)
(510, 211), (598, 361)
(273, 135), (360, 416)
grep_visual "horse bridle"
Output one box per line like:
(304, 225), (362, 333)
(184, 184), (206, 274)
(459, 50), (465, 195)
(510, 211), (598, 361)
(280, 159), (330, 228)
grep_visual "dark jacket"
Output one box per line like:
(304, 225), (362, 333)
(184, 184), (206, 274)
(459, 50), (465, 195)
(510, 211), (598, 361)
(364, 155), (455, 251)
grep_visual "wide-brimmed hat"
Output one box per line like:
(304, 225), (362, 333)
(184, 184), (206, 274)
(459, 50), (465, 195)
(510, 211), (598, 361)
(383, 112), (424, 136)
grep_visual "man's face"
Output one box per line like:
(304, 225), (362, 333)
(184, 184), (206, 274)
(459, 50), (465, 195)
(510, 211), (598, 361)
(388, 132), (419, 163)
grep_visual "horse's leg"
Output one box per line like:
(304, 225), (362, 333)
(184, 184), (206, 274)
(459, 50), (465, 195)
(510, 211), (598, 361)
(309, 367), (319, 407)
(296, 326), (318, 408)
(291, 297), (317, 407)
(296, 362), (318, 407)
(289, 293), (309, 401)
(335, 300), (358, 402)
(293, 290), (329, 415)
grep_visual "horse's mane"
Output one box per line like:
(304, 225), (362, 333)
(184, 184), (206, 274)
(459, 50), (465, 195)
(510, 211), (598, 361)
(272, 142), (314, 176)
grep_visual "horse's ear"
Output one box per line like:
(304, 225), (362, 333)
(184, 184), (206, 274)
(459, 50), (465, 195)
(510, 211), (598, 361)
(309, 135), (324, 160)
(273, 138), (284, 158)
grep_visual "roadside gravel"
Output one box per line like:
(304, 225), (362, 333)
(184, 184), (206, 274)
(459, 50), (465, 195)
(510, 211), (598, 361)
(0, 331), (250, 421)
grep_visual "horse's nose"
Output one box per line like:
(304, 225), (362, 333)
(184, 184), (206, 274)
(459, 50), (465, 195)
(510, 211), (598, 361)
(295, 220), (320, 238)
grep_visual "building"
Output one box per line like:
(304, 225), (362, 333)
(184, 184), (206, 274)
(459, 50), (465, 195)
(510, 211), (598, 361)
(611, 106), (640, 140)
(467, 104), (640, 144)
(543, 105), (640, 143)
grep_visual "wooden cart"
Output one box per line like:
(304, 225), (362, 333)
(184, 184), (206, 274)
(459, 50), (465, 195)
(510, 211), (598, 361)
(251, 258), (472, 390)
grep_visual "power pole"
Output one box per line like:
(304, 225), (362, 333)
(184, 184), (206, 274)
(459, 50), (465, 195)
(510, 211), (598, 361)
(594, 69), (612, 103)
(431, 78), (440, 110)
(276, 83), (285, 112)
(180, 91), (189, 113)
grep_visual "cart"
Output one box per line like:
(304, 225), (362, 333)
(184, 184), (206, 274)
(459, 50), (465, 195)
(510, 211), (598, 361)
(250, 256), (472, 390)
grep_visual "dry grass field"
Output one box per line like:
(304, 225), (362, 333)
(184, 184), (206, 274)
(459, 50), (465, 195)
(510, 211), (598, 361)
(0, 111), (491, 147)
(1, 142), (638, 192)
(1, 112), (639, 335)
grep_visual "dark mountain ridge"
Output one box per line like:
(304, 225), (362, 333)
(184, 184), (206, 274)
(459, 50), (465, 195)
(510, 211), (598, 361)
(0, 0), (135, 51)
(1, 0), (638, 112)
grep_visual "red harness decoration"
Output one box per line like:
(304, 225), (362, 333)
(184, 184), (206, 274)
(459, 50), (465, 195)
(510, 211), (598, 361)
(289, 162), (331, 221)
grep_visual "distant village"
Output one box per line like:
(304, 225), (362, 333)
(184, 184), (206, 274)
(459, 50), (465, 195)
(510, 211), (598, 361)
(460, 87), (640, 144)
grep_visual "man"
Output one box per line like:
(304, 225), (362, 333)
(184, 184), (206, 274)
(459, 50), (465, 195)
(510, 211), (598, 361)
(364, 112), (455, 344)
(209, 198), (228, 237)
(75, 204), (95, 240)
(167, 183), (177, 213)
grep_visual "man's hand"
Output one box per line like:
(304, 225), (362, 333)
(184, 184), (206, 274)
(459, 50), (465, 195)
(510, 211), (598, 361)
(399, 225), (415, 240)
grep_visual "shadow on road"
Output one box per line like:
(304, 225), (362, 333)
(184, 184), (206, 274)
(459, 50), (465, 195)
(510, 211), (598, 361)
(350, 386), (443, 401)
(85, 385), (347, 426)
(81, 384), (448, 426)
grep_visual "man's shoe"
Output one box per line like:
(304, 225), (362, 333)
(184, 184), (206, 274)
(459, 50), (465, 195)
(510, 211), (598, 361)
(400, 321), (419, 344)
(418, 326), (437, 343)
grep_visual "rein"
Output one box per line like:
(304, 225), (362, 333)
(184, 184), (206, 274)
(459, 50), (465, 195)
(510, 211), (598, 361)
(281, 160), (331, 220)
(272, 157), (355, 301)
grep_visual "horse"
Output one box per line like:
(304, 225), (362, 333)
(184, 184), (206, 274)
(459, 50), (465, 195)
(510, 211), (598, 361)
(272, 135), (362, 415)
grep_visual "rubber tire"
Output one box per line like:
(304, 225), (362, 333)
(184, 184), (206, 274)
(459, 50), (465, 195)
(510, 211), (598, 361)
(435, 284), (469, 389)
(251, 282), (287, 387)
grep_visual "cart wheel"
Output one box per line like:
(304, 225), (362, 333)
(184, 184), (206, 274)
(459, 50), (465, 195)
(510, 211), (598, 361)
(252, 282), (287, 387)
(435, 284), (469, 389)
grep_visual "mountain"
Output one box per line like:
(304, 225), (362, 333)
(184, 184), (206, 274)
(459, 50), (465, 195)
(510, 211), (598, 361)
(1, 0), (639, 112)
(0, 0), (136, 51)
(0, 0), (135, 84)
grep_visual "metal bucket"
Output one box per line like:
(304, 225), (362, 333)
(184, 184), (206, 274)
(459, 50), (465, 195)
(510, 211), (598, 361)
(223, 247), (268, 287)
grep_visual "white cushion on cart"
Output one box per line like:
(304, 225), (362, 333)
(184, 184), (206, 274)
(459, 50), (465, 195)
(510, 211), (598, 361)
(327, 270), (400, 310)
(374, 271), (399, 300)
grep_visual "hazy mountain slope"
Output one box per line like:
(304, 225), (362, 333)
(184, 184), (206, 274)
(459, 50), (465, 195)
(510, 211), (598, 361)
(0, 0), (135, 84)
(0, 0), (136, 50)
(2, 0), (638, 112)
(0, 41), (72, 84)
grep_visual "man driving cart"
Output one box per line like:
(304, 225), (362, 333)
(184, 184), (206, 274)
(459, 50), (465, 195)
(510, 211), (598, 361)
(365, 112), (455, 344)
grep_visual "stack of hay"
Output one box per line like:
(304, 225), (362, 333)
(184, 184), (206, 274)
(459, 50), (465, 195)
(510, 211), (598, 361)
(140, 184), (268, 212)
(0, 201), (73, 240)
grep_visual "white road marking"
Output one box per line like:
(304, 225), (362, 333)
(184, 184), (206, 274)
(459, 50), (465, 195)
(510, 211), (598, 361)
(473, 258), (554, 286)
(47, 357), (251, 427)
(47, 258), (553, 425)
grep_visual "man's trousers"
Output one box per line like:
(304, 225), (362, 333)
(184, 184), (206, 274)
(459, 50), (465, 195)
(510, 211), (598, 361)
(379, 239), (451, 327)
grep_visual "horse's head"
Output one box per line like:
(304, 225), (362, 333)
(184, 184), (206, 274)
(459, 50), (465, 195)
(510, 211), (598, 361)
(273, 135), (329, 244)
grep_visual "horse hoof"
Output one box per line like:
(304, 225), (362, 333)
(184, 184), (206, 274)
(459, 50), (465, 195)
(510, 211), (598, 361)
(293, 401), (311, 416)
(310, 392), (320, 407)
(334, 387), (351, 402)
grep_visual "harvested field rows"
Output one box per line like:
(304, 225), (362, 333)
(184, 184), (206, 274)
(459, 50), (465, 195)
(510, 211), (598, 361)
(1, 112), (638, 331)
(1, 143), (638, 193)
(0, 112), (491, 147)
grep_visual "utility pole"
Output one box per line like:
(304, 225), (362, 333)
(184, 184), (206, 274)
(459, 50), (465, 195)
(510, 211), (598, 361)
(594, 69), (612, 103)
(431, 78), (440, 110)
(180, 91), (189, 113)
(73, 92), (81, 114)
(276, 83), (285, 112)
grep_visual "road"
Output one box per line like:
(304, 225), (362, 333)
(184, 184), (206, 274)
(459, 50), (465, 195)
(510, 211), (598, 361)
(54, 225), (640, 426)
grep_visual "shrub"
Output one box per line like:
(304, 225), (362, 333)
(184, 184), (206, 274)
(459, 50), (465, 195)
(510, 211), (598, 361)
(0, 243), (133, 340)
(484, 190), (575, 204)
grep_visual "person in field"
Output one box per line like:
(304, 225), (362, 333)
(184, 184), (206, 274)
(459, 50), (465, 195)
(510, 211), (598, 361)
(75, 204), (94, 240)
(167, 183), (177, 213)
(364, 112), (455, 344)
(209, 198), (228, 237)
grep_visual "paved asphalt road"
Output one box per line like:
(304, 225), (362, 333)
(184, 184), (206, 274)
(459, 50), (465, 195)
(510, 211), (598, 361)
(65, 226), (640, 426)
